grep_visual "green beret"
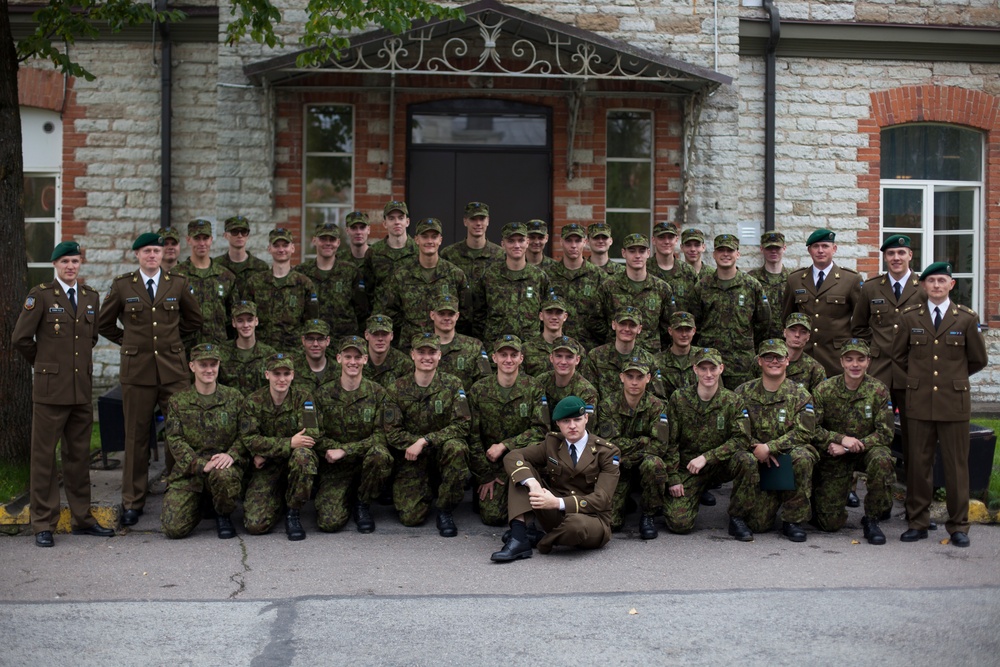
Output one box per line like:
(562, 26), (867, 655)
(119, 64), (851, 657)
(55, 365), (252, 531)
(551, 335), (582, 356)
(189, 343), (222, 362)
(464, 201), (489, 218)
(269, 228), (293, 244)
(714, 234), (739, 251)
(415, 218), (443, 235)
(493, 334), (522, 353)
(302, 319), (330, 337)
(51, 241), (81, 261)
(345, 211), (370, 227)
(231, 300), (257, 318)
(621, 233), (649, 249)
(412, 332), (440, 350)
(133, 232), (164, 250)
(652, 221), (680, 237)
(561, 223), (587, 239)
(526, 219), (549, 236)
(339, 335), (368, 355)
(760, 231), (785, 248)
(587, 222), (612, 238)
(840, 338), (870, 357)
(552, 396), (587, 422)
(224, 215), (251, 232)
(757, 339), (789, 357)
(366, 314), (393, 333)
(157, 227), (180, 243)
(313, 221), (341, 238)
(502, 222), (528, 238)
(384, 200), (408, 217)
(691, 347), (723, 366)
(784, 312), (812, 330)
(621, 356), (650, 375)
(266, 353), (294, 371)
(615, 307), (642, 325)
(681, 228), (705, 244)
(919, 261), (952, 280)
(187, 219), (213, 237)
(806, 229), (836, 246)
(432, 294), (460, 313)
(669, 311), (696, 329)
(880, 234), (911, 252)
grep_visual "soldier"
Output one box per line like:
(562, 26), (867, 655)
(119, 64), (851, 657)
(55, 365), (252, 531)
(654, 311), (697, 400)
(811, 339), (895, 545)
(647, 221), (698, 312)
(244, 228), (319, 351)
(894, 262), (988, 548)
(343, 211), (373, 269)
(533, 336), (599, 431)
(525, 219), (558, 273)
(521, 293), (573, 378)
(313, 336), (393, 533)
(377, 217), (470, 351)
(173, 218), (239, 344)
(292, 319), (339, 391)
(98, 232), (203, 526)
(546, 223), (608, 351)
(161, 343), (245, 540)
(294, 220), (367, 340)
(477, 222), (550, 345)
(215, 215), (270, 298)
(680, 228), (713, 279)
(158, 226), (181, 273)
(585, 222), (624, 277)
(663, 348), (754, 540)
(597, 234), (674, 352)
(218, 300), (278, 396)
(776, 313), (827, 393)
(748, 231), (792, 341)
(440, 201), (504, 338)
(12, 241), (115, 547)
(595, 357), (668, 539)
(489, 396), (620, 562)
(690, 234), (770, 390)
(363, 314), (413, 387)
(384, 333), (471, 536)
(365, 200), (417, 296)
(781, 228), (863, 377)
(430, 294), (491, 392)
(583, 308), (659, 404)
(731, 339), (819, 542)
(240, 353), (318, 541)
(467, 335), (548, 526)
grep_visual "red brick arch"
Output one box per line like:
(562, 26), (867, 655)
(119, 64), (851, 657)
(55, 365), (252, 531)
(857, 85), (1000, 321)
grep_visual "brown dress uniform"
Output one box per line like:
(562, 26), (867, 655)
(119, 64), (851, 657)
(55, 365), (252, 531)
(893, 301), (988, 535)
(98, 270), (203, 512)
(504, 431), (620, 552)
(781, 263), (862, 377)
(12, 281), (102, 534)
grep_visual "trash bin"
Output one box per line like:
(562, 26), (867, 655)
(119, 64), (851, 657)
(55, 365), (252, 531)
(97, 384), (160, 468)
(892, 417), (996, 491)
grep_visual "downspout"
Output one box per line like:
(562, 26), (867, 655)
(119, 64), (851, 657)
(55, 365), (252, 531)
(762, 0), (780, 232)
(157, 0), (172, 230)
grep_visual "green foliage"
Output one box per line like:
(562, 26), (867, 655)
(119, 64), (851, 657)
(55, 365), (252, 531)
(975, 418), (1000, 510)
(0, 460), (30, 504)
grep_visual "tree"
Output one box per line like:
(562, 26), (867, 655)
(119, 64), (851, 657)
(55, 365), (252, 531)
(0, 0), (464, 463)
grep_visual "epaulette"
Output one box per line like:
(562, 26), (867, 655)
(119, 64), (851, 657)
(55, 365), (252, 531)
(592, 436), (614, 448)
(957, 304), (978, 316)
(37, 282), (54, 291)
(837, 266), (859, 274)
(901, 303), (922, 314)
(115, 271), (134, 280)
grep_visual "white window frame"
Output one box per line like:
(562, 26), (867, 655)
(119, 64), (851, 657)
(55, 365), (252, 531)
(24, 171), (62, 286)
(302, 103), (355, 258)
(605, 109), (654, 249)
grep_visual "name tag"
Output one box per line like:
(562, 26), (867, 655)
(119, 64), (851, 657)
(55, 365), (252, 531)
(126, 297), (140, 303)
(949, 331), (963, 336)
(871, 299), (885, 305)
(166, 297), (178, 302)
(547, 456), (559, 465)
(48, 307), (65, 313)
(911, 328), (924, 334)
(795, 289), (806, 294)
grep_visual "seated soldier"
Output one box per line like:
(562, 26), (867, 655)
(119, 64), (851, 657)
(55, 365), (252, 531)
(655, 311), (698, 400)
(778, 312), (827, 393)
(162, 343), (245, 539)
(363, 314), (414, 388)
(219, 300), (278, 396)
(533, 336), (599, 431)
(582, 307), (659, 404)
(490, 396), (620, 562)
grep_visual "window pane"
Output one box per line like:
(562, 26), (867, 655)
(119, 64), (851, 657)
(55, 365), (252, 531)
(27, 265), (52, 289)
(607, 112), (651, 158)
(882, 231), (922, 273)
(305, 206), (346, 230)
(410, 113), (547, 146)
(306, 106), (353, 153)
(607, 162), (651, 209)
(882, 189), (922, 228)
(25, 222), (55, 263)
(933, 190), (975, 231)
(881, 125), (982, 181)
(305, 157), (352, 204)
(607, 211), (651, 242)
(951, 278), (973, 310)
(24, 176), (57, 219)
(933, 234), (974, 274)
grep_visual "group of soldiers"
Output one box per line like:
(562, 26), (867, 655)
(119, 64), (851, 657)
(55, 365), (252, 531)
(13, 201), (987, 559)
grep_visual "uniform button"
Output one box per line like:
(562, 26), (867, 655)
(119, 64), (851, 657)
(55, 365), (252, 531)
(934, 340), (939, 344)
(815, 299), (819, 303)
(933, 386), (938, 391)
(154, 336), (158, 340)
(893, 324), (898, 329)
(153, 322), (158, 326)
(934, 355), (938, 361)
(154, 351), (159, 355)
(152, 307), (156, 312)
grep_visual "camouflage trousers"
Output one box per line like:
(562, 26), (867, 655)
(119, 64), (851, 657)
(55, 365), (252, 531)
(664, 458), (744, 534)
(161, 466), (243, 539)
(392, 438), (469, 526)
(611, 455), (667, 530)
(244, 448), (318, 535)
(812, 446), (895, 531)
(476, 477), (510, 527)
(730, 445), (820, 531)
(315, 443), (393, 532)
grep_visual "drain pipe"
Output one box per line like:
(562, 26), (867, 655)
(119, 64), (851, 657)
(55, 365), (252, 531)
(157, 0), (172, 230)
(762, 0), (780, 232)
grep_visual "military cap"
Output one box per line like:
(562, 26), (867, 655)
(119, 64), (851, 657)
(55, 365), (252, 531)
(669, 311), (696, 329)
(622, 356), (650, 375)
(411, 332), (441, 350)
(189, 343), (222, 362)
(552, 395), (587, 422)
(502, 222), (529, 238)
(526, 219), (549, 236)
(652, 221), (680, 237)
(302, 319), (330, 337)
(561, 223), (587, 239)
(840, 338), (870, 357)
(345, 211), (370, 227)
(384, 200), (408, 217)
(51, 241), (81, 261)
(133, 232), (164, 250)
(806, 228), (836, 246)
(587, 222), (612, 238)
(313, 220), (341, 238)
(339, 335), (368, 355)
(551, 335), (582, 356)
(919, 261), (952, 280)
(621, 233), (649, 249)
(784, 312), (812, 330)
(157, 227), (180, 243)
(366, 314), (393, 333)
(464, 201), (489, 217)
(760, 231), (785, 248)
(493, 334), (522, 353)
(224, 215), (251, 233)
(681, 228), (705, 244)
(540, 292), (570, 313)
(615, 307), (642, 325)
(757, 339), (789, 357)
(266, 353), (294, 371)
(187, 218), (213, 237)
(714, 234), (739, 251)
(691, 347), (723, 366)
(231, 300), (257, 318)
(880, 234), (911, 252)
(414, 218), (443, 235)
(269, 227), (293, 244)
(432, 294), (460, 313)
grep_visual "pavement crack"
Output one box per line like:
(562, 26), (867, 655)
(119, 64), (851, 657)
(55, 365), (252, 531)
(229, 537), (251, 600)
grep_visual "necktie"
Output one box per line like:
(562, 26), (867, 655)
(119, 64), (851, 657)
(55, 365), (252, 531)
(569, 443), (578, 467)
(933, 307), (942, 330)
(893, 282), (902, 301)
(68, 287), (77, 313)
(146, 278), (155, 302)
(815, 270), (825, 291)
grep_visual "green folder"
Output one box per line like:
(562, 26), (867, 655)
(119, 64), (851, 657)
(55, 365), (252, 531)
(759, 453), (795, 491)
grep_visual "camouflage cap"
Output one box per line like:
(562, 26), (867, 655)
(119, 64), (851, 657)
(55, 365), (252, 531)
(757, 338), (789, 357)
(411, 332), (441, 351)
(552, 396), (587, 421)
(339, 335), (368, 355)
(615, 307), (642, 325)
(231, 300), (257, 318)
(621, 233), (649, 249)
(313, 220), (341, 238)
(302, 319), (330, 337)
(51, 241), (81, 261)
(540, 292), (570, 314)
(493, 334), (522, 353)
(920, 261), (952, 280)
(266, 353), (294, 371)
(432, 294), (460, 313)
(652, 221), (680, 237)
(551, 335), (582, 356)
(784, 312), (812, 330)
(187, 218), (213, 237)
(414, 218), (443, 235)
(224, 215), (251, 233)
(691, 347), (723, 366)
(714, 234), (739, 251)
(840, 338), (870, 357)
(587, 222), (612, 238)
(269, 227), (293, 244)
(464, 201), (489, 218)
(366, 314), (394, 333)
(189, 342), (222, 362)
(880, 234), (911, 252)
(384, 200), (408, 217)
(561, 223), (587, 239)
(669, 311), (696, 329)
(502, 222), (529, 238)
(806, 228), (836, 246)
(760, 231), (785, 248)
(134, 232), (165, 250)
(681, 228), (705, 244)
(345, 211), (370, 227)
(621, 356), (650, 375)
(526, 219), (549, 236)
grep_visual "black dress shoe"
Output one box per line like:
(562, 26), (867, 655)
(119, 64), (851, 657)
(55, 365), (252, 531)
(781, 521), (807, 542)
(491, 536), (532, 562)
(950, 531), (970, 547)
(699, 491), (717, 507)
(354, 502), (375, 533)
(436, 510), (457, 538)
(72, 524), (115, 537)
(861, 516), (886, 545)
(35, 531), (54, 547)
(846, 491), (860, 508)
(216, 515), (237, 540)
(728, 517), (754, 542)
(639, 514), (658, 540)
(121, 509), (143, 526)
(285, 509), (306, 541)
(900, 528), (928, 542)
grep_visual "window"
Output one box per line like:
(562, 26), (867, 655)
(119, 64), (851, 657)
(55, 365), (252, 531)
(880, 124), (984, 311)
(303, 105), (354, 245)
(21, 108), (62, 289)
(606, 110), (653, 242)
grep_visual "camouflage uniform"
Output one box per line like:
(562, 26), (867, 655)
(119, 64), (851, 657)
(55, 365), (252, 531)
(533, 370), (598, 431)
(244, 271), (319, 350)
(162, 384), (246, 538)
(546, 261), (608, 350)
(664, 385), (753, 533)
(747, 266), (792, 341)
(768, 353), (827, 393)
(377, 259), (469, 350)
(438, 334), (491, 392)
(581, 343), (661, 404)
(732, 377), (819, 531)
(384, 371), (471, 525)
(440, 240), (504, 338)
(654, 348), (697, 401)
(811, 374), (895, 531)
(590, 259), (624, 277)
(290, 349), (340, 392)
(364, 236), (417, 297)
(366, 347), (414, 388)
(467, 374), (548, 525)
(172, 259), (240, 344)
(646, 257), (699, 314)
(214, 252), (269, 299)
(520, 334), (554, 378)
(597, 271), (675, 352)
(240, 384), (319, 534)
(293, 258), (367, 340)
(477, 262), (550, 344)
(218, 340), (278, 396)
(313, 377), (394, 532)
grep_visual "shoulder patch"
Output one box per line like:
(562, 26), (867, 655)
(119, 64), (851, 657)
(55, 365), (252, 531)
(23, 296), (35, 310)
